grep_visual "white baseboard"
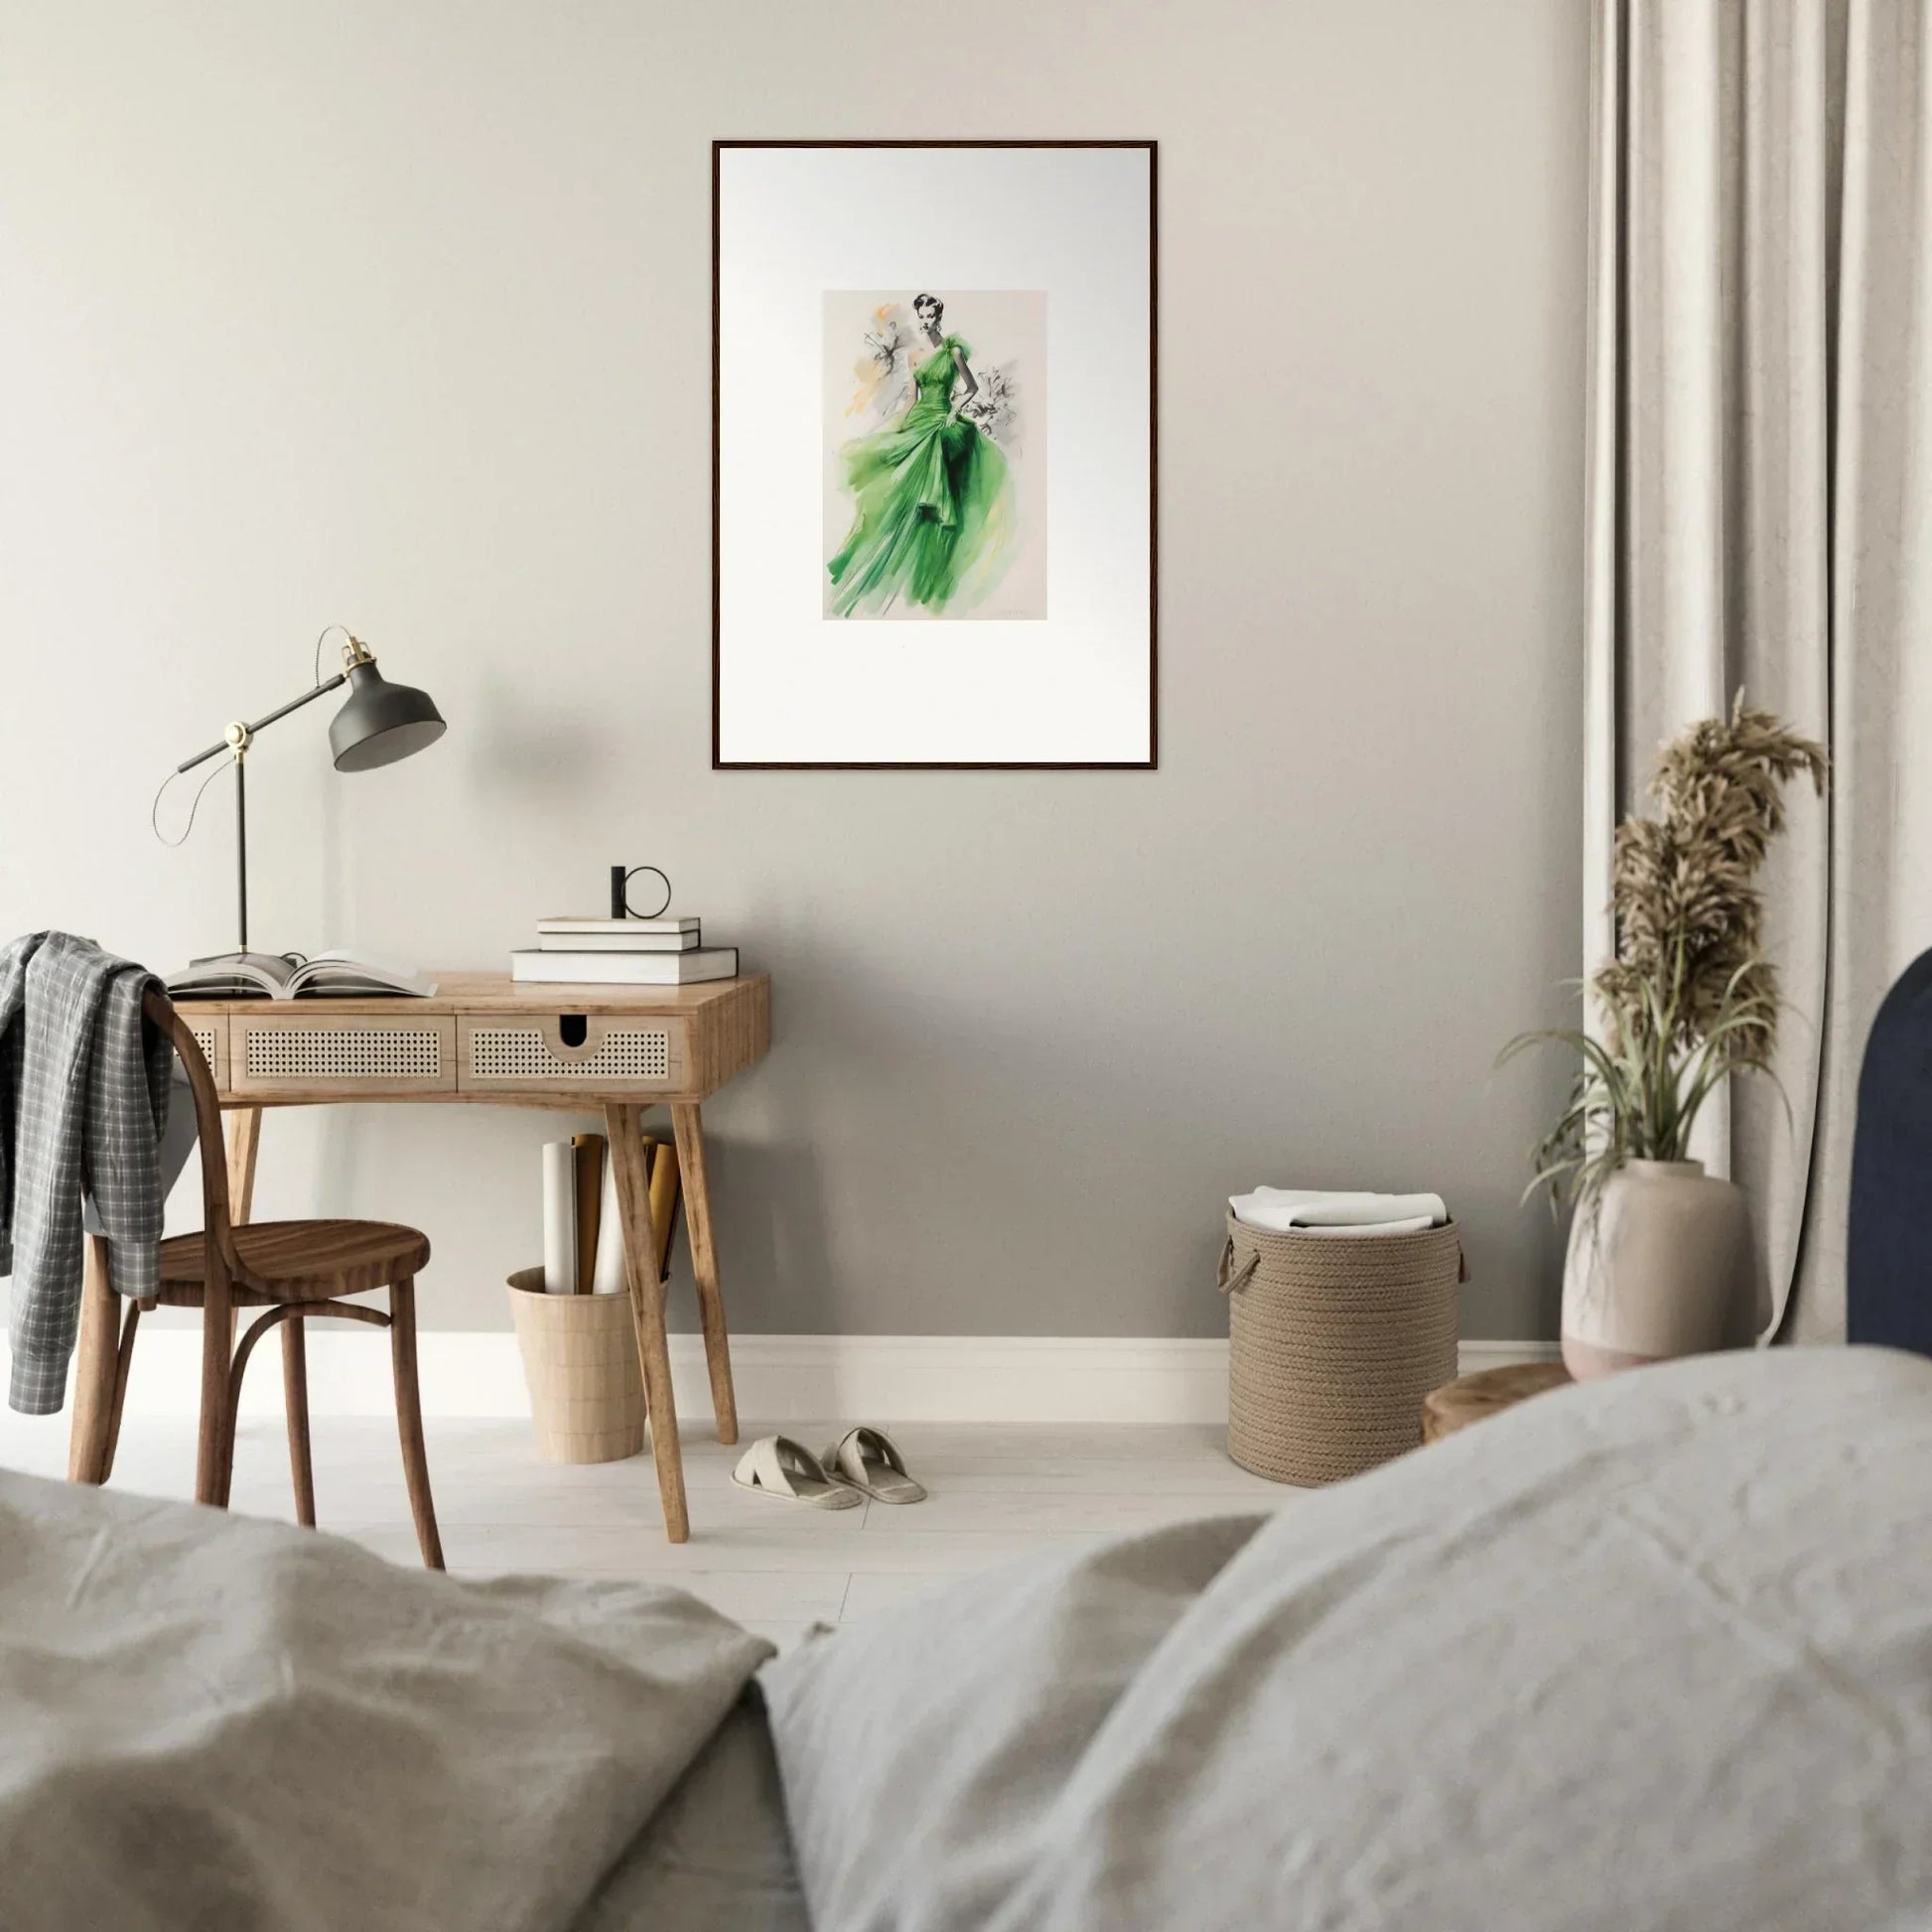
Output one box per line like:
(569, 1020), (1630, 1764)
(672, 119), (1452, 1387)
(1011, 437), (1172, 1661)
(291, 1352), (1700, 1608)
(23, 1331), (1561, 1427)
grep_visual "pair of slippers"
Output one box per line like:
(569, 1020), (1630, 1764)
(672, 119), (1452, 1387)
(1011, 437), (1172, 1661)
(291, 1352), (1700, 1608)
(732, 1426), (925, 1510)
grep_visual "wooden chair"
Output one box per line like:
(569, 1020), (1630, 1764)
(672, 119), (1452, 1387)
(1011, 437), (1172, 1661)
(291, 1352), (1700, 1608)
(67, 988), (443, 1568)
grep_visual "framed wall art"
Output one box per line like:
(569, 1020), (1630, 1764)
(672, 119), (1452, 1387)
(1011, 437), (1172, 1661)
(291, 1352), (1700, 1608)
(713, 139), (1157, 768)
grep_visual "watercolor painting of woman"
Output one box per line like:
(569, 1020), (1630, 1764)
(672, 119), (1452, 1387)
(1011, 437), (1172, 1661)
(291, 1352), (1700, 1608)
(826, 293), (1015, 619)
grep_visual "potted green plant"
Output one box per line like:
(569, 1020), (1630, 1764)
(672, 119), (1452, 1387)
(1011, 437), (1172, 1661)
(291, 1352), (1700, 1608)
(1503, 698), (1827, 1378)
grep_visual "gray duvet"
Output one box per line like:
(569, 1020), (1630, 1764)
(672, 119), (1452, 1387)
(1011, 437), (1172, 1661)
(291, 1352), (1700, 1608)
(762, 1347), (1932, 1930)
(0, 1470), (791, 1932)
(5, 1347), (1932, 1930)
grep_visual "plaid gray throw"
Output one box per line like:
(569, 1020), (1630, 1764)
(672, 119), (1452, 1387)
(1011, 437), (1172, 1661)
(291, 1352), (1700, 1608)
(1, 933), (172, 1415)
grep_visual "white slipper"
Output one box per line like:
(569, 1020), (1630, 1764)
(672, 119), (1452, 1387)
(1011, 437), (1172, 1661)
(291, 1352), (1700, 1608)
(822, 1426), (926, 1504)
(732, 1436), (861, 1509)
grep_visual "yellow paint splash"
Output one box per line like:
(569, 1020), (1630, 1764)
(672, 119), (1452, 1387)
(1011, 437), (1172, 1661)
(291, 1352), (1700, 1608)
(847, 302), (905, 419)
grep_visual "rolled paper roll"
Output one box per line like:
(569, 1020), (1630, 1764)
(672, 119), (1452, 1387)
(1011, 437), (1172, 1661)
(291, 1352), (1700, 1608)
(541, 1140), (577, 1295)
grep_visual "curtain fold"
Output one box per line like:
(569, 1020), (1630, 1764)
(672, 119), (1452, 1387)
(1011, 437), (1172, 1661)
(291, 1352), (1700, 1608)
(1585, 0), (1932, 1342)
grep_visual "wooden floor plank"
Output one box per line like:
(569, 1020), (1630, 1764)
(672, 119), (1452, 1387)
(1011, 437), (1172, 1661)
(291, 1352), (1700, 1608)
(0, 1411), (1304, 1627)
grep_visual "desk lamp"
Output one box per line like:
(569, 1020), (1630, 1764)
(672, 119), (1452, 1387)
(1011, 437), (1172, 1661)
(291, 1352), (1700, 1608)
(157, 626), (446, 971)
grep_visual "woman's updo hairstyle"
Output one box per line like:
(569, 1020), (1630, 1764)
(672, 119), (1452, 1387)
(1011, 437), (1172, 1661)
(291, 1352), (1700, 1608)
(912, 292), (943, 324)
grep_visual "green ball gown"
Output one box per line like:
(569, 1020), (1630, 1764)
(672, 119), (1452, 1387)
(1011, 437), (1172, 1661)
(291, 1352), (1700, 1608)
(828, 334), (1014, 618)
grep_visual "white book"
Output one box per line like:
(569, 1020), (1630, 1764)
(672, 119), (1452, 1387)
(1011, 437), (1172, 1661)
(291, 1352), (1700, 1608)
(536, 928), (699, 953)
(510, 947), (739, 986)
(166, 949), (437, 1001)
(590, 1156), (628, 1294)
(537, 916), (701, 935)
(540, 1141), (578, 1295)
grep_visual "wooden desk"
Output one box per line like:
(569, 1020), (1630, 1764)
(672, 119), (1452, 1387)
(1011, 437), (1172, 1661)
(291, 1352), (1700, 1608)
(167, 971), (771, 1543)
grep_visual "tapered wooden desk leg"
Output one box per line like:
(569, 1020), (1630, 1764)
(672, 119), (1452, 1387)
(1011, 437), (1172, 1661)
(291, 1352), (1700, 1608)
(102, 1301), (142, 1482)
(225, 1106), (261, 1223)
(670, 1103), (738, 1447)
(283, 1318), (316, 1527)
(608, 1103), (689, 1542)
(223, 1105), (261, 1355)
(68, 1235), (118, 1483)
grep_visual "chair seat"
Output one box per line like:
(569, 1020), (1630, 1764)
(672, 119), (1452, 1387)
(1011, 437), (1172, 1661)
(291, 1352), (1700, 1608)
(156, 1219), (431, 1303)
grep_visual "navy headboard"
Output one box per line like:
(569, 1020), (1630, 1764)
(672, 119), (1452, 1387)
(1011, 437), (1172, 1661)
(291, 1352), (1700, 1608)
(1848, 947), (1932, 1356)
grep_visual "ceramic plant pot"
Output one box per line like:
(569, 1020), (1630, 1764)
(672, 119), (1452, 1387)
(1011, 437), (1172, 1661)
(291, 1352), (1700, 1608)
(1561, 1160), (1753, 1379)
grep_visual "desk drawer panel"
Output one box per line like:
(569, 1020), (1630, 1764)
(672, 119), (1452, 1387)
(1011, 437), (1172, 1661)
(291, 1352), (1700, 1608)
(181, 1016), (228, 1089)
(459, 1015), (687, 1094)
(231, 1016), (457, 1094)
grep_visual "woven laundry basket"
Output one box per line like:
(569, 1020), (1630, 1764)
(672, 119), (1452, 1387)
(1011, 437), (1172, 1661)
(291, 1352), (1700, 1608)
(1218, 1215), (1462, 1485)
(506, 1269), (645, 1464)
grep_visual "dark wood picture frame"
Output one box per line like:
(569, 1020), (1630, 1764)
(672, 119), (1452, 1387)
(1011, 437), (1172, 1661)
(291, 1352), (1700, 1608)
(712, 138), (1159, 771)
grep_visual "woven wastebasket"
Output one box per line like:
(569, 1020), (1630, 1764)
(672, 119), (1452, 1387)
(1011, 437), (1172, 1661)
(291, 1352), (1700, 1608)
(506, 1269), (645, 1463)
(1217, 1216), (1462, 1485)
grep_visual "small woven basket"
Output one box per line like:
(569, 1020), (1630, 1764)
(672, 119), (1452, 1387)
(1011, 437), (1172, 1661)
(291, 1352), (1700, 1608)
(1218, 1215), (1462, 1485)
(506, 1269), (645, 1464)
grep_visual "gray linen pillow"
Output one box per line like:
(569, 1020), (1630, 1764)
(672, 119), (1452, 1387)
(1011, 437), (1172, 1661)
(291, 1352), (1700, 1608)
(758, 1512), (1266, 1932)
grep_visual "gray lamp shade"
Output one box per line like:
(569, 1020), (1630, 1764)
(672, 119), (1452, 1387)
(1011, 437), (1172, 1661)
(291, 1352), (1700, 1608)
(329, 660), (447, 771)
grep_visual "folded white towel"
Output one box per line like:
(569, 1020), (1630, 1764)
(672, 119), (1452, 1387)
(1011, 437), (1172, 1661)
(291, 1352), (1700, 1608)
(1228, 1188), (1449, 1237)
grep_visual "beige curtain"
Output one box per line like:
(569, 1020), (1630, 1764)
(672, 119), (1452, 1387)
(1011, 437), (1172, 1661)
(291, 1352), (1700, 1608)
(1585, 0), (1932, 1342)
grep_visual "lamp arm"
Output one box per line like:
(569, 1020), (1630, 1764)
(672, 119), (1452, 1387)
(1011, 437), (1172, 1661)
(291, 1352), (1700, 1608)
(174, 671), (348, 774)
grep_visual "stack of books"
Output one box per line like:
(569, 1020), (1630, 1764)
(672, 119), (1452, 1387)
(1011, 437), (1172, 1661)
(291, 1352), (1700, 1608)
(510, 915), (740, 986)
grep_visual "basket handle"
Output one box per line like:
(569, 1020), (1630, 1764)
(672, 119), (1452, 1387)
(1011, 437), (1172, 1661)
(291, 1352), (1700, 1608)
(1218, 1231), (1466, 1291)
(1216, 1237), (1260, 1297)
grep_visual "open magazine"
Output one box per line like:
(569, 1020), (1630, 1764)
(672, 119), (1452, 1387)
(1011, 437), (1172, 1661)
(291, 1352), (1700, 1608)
(165, 950), (437, 1000)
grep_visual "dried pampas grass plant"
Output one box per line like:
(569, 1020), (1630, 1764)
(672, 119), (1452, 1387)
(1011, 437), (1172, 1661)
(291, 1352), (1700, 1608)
(1502, 695), (1827, 1209)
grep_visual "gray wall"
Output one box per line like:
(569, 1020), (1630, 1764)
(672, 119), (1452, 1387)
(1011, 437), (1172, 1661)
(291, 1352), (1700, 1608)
(0, 0), (1587, 1339)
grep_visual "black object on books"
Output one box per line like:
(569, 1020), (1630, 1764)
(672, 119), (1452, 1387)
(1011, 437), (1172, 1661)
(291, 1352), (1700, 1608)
(510, 947), (738, 987)
(611, 864), (673, 920)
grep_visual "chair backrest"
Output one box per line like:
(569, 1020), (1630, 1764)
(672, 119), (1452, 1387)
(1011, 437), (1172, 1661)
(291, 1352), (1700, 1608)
(141, 987), (244, 1292)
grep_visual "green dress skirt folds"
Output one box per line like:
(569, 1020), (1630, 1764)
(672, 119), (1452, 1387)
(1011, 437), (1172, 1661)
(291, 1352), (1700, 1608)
(828, 335), (1013, 618)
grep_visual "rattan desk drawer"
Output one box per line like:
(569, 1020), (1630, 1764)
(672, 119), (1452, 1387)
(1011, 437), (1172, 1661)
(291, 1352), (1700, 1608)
(180, 1015), (228, 1088)
(229, 1015), (457, 1095)
(458, 1015), (687, 1094)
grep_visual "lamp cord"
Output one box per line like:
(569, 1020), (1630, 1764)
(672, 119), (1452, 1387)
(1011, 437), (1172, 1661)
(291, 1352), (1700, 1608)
(149, 759), (230, 849)
(152, 624), (350, 850)
(313, 621), (350, 688)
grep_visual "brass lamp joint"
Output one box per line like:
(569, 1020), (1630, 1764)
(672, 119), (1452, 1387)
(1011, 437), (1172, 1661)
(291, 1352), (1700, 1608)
(341, 634), (375, 670)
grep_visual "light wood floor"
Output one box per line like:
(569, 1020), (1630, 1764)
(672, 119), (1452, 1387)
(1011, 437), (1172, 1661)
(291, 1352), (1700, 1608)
(0, 1411), (1296, 1648)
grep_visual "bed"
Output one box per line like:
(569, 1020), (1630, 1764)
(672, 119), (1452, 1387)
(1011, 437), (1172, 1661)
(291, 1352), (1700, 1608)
(5, 1346), (1931, 1930)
